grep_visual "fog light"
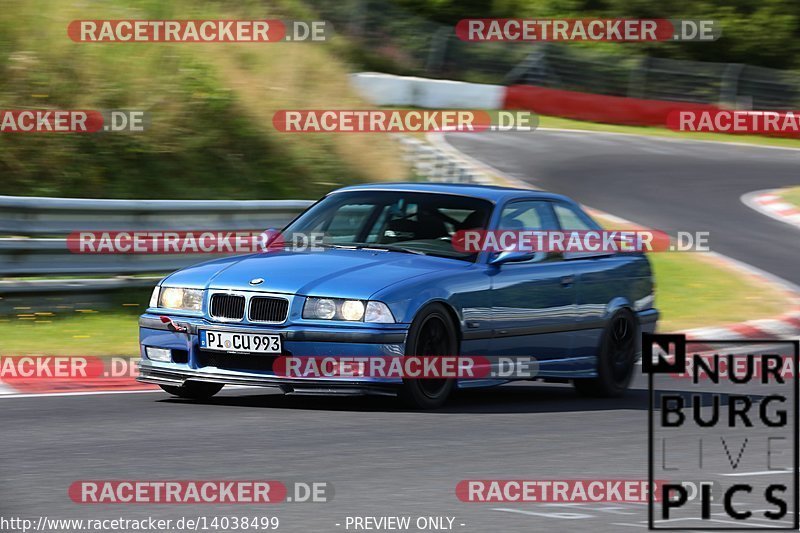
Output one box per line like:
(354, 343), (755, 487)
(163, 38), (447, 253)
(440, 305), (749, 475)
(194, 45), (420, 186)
(146, 347), (171, 362)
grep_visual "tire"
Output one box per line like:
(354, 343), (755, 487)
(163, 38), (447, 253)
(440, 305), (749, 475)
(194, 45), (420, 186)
(573, 309), (637, 398)
(399, 303), (458, 409)
(160, 381), (224, 399)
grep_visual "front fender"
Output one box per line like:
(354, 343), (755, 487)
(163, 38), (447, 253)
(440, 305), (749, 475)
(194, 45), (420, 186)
(369, 266), (491, 327)
(604, 296), (633, 319)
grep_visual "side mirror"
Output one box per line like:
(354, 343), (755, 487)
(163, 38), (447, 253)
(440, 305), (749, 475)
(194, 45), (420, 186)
(489, 250), (537, 266)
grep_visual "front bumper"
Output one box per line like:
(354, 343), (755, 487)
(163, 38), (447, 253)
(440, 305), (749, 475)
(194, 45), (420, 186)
(638, 308), (659, 335)
(138, 314), (410, 394)
(635, 308), (659, 361)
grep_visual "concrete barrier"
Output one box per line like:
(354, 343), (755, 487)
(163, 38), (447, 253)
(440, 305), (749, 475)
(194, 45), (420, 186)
(351, 72), (504, 109)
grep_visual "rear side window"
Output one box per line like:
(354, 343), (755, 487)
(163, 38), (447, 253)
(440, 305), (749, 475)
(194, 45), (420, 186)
(499, 200), (557, 230)
(553, 203), (597, 230)
(553, 201), (610, 258)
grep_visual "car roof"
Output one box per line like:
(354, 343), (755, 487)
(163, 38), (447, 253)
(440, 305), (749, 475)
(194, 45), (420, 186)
(332, 182), (575, 205)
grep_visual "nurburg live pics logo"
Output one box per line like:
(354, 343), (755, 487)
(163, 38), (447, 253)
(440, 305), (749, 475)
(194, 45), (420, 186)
(643, 332), (799, 530)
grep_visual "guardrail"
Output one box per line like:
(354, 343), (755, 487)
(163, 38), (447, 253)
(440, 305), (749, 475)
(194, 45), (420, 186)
(0, 196), (314, 292)
(0, 196), (314, 235)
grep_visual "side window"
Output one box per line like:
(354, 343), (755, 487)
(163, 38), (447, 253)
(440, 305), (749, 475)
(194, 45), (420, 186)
(496, 200), (557, 263)
(553, 202), (609, 258)
(499, 200), (556, 230)
(553, 203), (594, 230)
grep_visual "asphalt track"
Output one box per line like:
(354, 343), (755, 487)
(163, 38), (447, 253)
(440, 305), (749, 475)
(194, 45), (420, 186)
(3, 130), (800, 533)
(3, 374), (796, 532)
(3, 382), (658, 532)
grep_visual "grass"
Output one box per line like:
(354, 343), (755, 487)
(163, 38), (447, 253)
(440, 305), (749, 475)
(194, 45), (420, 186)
(649, 252), (789, 332)
(590, 214), (792, 333)
(0, 312), (141, 356)
(778, 186), (800, 208)
(0, 0), (408, 199)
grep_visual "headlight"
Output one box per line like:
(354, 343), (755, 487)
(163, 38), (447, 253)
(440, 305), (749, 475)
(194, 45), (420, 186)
(303, 297), (394, 323)
(305, 298), (337, 320)
(341, 300), (365, 321)
(158, 287), (204, 312)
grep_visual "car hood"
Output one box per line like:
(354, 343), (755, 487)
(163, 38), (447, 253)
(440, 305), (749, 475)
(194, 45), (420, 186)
(162, 249), (467, 299)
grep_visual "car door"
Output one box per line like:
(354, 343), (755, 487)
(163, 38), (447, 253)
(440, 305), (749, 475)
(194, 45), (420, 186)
(551, 201), (619, 364)
(488, 200), (577, 366)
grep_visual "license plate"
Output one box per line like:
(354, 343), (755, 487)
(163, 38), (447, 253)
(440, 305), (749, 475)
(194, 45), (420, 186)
(199, 330), (282, 354)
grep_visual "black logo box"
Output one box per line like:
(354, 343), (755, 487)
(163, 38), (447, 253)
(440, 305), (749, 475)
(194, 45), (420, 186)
(644, 334), (799, 531)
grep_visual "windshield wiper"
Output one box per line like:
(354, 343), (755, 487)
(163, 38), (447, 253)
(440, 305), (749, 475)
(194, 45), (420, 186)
(317, 243), (425, 255)
(355, 244), (426, 255)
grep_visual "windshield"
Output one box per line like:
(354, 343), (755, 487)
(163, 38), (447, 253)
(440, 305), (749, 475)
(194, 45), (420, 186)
(284, 190), (493, 261)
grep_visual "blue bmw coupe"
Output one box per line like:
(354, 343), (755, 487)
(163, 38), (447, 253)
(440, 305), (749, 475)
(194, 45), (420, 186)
(138, 183), (658, 408)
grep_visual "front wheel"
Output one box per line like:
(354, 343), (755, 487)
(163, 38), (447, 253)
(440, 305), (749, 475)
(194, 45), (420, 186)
(399, 304), (458, 409)
(160, 381), (224, 399)
(573, 309), (637, 397)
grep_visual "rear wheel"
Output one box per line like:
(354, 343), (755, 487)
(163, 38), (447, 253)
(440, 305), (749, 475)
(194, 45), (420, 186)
(160, 382), (224, 399)
(399, 304), (457, 409)
(573, 309), (637, 397)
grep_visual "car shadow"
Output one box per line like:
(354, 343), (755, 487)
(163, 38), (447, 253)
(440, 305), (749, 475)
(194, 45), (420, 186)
(158, 381), (764, 415)
(158, 382), (653, 414)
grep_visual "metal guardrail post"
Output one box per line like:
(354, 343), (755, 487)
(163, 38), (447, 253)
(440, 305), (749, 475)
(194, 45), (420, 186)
(720, 63), (745, 109)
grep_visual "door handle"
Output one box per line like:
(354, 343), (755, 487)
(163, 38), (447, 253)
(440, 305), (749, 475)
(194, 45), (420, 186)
(560, 275), (575, 287)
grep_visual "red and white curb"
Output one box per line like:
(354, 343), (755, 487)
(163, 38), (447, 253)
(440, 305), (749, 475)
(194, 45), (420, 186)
(677, 307), (800, 356)
(742, 189), (800, 230)
(0, 375), (157, 397)
(683, 308), (800, 342)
